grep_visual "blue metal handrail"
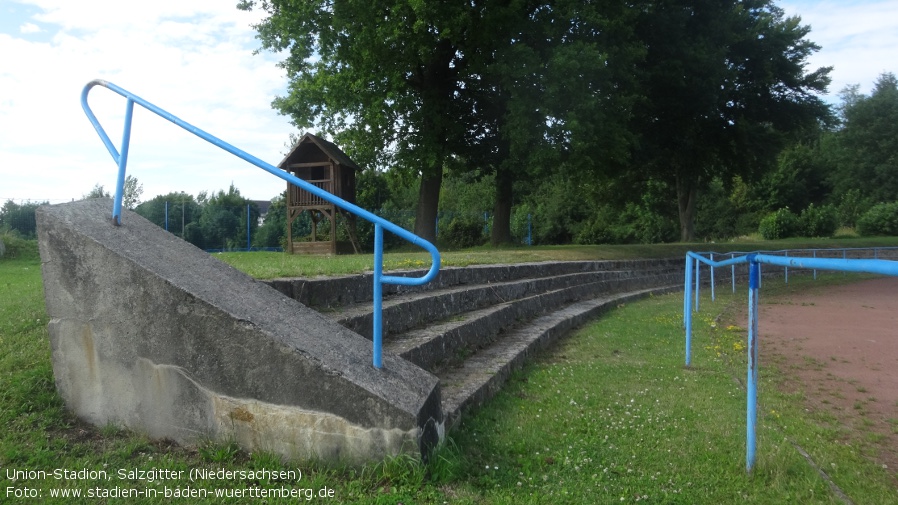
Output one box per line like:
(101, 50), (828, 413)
(80, 79), (440, 369)
(682, 247), (898, 473)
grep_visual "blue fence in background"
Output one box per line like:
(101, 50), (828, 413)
(683, 247), (898, 473)
(81, 79), (440, 369)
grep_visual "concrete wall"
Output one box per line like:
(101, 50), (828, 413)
(36, 199), (441, 463)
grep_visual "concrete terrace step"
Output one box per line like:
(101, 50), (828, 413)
(384, 271), (684, 373)
(264, 259), (685, 438)
(265, 259), (682, 309)
(438, 284), (681, 430)
(331, 269), (655, 339)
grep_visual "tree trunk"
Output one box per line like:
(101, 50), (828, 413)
(414, 169), (442, 244)
(491, 164), (514, 246)
(676, 175), (698, 242)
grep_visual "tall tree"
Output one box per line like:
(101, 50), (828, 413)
(471, 0), (643, 245)
(631, 0), (832, 241)
(0, 200), (47, 238)
(239, 0), (632, 246)
(82, 175), (143, 208)
(239, 0), (479, 243)
(827, 73), (898, 203)
(122, 175), (144, 209)
(134, 192), (200, 238)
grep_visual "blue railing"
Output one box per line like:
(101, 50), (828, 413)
(682, 247), (898, 472)
(80, 79), (441, 369)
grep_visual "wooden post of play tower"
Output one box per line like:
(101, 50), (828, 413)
(278, 133), (361, 254)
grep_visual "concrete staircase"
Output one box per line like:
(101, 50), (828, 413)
(266, 259), (683, 430)
(37, 198), (684, 462)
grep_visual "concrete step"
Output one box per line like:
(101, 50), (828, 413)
(437, 284), (681, 430)
(331, 269), (650, 339)
(265, 259), (682, 309)
(384, 271), (683, 373)
(265, 258), (684, 437)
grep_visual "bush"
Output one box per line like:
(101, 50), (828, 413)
(439, 215), (486, 249)
(836, 189), (871, 228)
(857, 202), (898, 236)
(758, 208), (799, 240)
(799, 204), (838, 238)
(0, 232), (39, 260)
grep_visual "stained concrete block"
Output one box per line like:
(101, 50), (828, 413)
(36, 199), (442, 463)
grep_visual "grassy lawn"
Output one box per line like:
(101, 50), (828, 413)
(2, 242), (897, 503)
(218, 236), (898, 279)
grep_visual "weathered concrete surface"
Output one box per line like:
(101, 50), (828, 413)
(36, 199), (441, 463)
(265, 258), (682, 309)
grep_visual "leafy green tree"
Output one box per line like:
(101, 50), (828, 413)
(83, 183), (111, 199)
(630, 0), (832, 241)
(134, 192), (200, 238)
(476, 0), (643, 245)
(757, 142), (831, 212)
(239, 0), (484, 243)
(253, 194), (287, 249)
(83, 175), (142, 208)
(199, 184), (260, 250)
(1, 200), (47, 238)
(827, 73), (898, 204)
(239, 0), (640, 247)
(122, 175), (144, 209)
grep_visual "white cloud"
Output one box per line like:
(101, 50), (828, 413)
(19, 22), (41, 33)
(0, 0), (295, 203)
(778, 0), (898, 99)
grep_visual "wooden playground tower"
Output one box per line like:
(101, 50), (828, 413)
(278, 133), (360, 254)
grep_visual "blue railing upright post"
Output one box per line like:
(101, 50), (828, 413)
(684, 254), (694, 366)
(112, 99), (136, 225)
(683, 255), (689, 328)
(731, 252), (736, 293)
(813, 250), (817, 280)
(784, 251), (789, 284)
(747, 256), (760, 472)
(694, 256), (700, 313)
(710, 252), (716, 301)
(373, 223), (385, 368)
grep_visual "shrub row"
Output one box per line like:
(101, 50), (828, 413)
(758, 204), (838, 240)
(759, 202), (898, 239)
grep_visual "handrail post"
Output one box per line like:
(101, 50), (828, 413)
(813, 250), (817, 280)
(731, 252), (736, 293)
(694, 256), (700, 312)
(112, 99), (135, 225)
(373, 223), (385, 369)
(747, 256), (760, 472)
(784, 251), (789, 284)
(685, 254), (693, 366)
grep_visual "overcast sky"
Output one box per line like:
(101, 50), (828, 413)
(1, 0), (896, 205)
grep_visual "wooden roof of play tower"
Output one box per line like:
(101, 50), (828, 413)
(278, 133), (360, 176)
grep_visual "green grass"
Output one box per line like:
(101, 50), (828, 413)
(2, 243), (898, 503)
(218, 235), (898, 279)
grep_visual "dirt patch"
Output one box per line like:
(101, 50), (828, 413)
(735, 276), (898, 474)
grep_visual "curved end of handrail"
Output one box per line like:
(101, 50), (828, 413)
(80, 79), (109, 109)
(417, 239), (441, 284)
